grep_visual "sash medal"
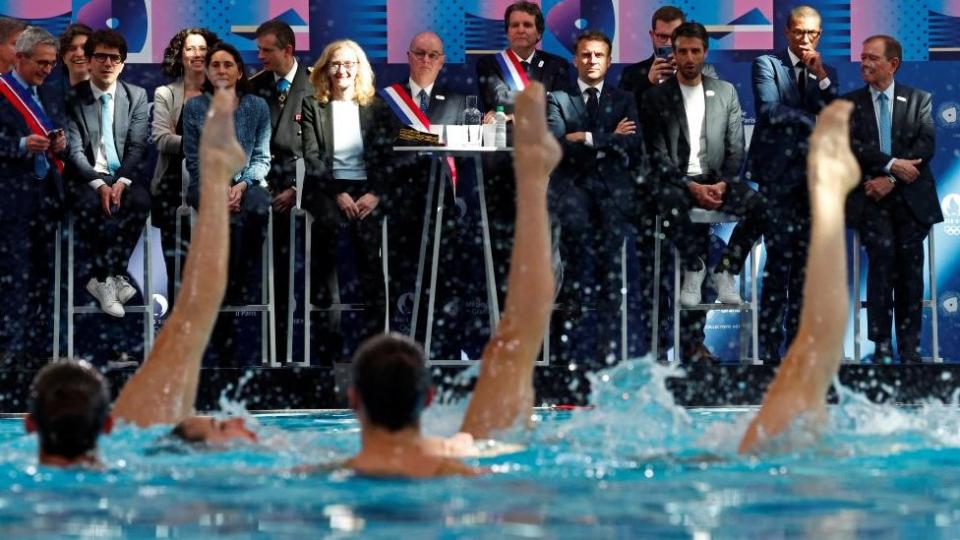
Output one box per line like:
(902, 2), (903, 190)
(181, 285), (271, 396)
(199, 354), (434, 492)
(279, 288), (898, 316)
(380, 83), (458, 190)
(495, 49), (530, 92)
(0, 72), (64, 174)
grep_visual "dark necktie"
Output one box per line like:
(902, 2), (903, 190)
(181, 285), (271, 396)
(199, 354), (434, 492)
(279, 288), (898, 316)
(795, 60), (807, 94)
(276, 78), (291, 104)
(29, 86), (49, 178)
(520, 60), (531, 75)
(585, 87), (599, 128)
(418, 88), (429, 113)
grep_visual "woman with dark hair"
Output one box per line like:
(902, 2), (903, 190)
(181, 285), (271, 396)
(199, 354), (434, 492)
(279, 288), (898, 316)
(182, 42), (272, 365)
(301, 39), (394, 352)
(58, 23), (92, 88)
(151, 27), (219, 308)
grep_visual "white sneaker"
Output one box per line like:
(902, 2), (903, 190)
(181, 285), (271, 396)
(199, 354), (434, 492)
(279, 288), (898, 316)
(86, 277), (125, 317)
(711, 270), (743, 304)
(679, 258), (706, 307)
(114, 275), (137, 304)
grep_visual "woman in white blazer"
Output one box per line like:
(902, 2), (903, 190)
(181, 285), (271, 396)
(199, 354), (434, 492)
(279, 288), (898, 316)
(151, 27), (219, 307)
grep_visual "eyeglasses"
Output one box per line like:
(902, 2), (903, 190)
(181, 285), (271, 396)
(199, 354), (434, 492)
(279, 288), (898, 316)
(409, 49), (444, 61)
(27, 57), (57, 70)
(790, 29), (821, 40)
(653, 32), (673, 42)
(91, 52), (124, 65)
(328, 61), (357, 71)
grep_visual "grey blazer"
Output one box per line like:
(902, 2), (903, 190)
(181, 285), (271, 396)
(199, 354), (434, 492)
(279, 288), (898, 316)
(151, 79), (184, 194)
(640, 75), (745, 187)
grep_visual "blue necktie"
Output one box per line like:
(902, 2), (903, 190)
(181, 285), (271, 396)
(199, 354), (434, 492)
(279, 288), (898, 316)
(877, 93), (892, 155)
(418, 89), (429, 113)
(276, 78), (291, 93)
(30, 86), (49, 179)
(100, 93), (121, 175)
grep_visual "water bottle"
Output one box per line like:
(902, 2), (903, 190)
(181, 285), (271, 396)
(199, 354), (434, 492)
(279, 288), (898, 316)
(463, 95), (482, 145)
(494, 105), (507, 149)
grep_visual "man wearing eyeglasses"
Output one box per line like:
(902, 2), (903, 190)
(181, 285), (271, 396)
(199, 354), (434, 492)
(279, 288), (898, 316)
(382, 31), (466, 337)
(64, 29), (150, 320)
(250, 19), (312, 363)
(743, 5), (838, 364)
(0, 26), (69, 366)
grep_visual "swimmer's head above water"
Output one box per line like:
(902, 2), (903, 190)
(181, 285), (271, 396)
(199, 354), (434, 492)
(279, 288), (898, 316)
(349, 333), (433, 431)
(171, 415), (258, 444)
(25, 360), (112, 464)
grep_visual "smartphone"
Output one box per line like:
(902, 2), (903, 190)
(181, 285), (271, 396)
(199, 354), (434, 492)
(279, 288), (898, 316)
(655, 46), (672, 59)
(46, 128), (64, 139)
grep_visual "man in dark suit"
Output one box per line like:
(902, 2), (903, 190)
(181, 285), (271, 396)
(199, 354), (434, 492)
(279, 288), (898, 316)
(546, 30), (642, 367)
(381, 31), (466, 337)
(618, 5), (718, 360)
(64, 30), (150, 319)
(0, 26), (68, 365)
(745, 5), (838, 363)
(250, 19), (312, 363)
(845, 35), (942, 363)
(642, 22), (768, 363)
(475, 1), (574, 311)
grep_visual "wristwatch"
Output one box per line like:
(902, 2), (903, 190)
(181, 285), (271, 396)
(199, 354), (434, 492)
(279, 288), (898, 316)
(887, 175), (897, 185)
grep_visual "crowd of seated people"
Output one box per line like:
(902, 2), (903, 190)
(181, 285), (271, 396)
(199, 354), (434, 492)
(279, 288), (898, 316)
(0, 1), (942, 369)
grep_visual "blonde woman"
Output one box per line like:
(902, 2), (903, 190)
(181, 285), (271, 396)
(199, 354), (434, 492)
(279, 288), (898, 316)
(301, 39), (395, 354)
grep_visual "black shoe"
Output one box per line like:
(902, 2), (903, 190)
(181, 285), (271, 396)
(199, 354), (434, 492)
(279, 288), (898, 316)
(900, 353), (924, 365)
(866, 341), (894, 364)
(683, 343), (720, 363)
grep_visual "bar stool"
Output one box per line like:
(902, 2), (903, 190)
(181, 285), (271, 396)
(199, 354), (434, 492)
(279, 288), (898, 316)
(848, 228), (941, 363)
(652, 210), (762, 364)
(178, 161), (278, 366)
(53, 214), (156, 362)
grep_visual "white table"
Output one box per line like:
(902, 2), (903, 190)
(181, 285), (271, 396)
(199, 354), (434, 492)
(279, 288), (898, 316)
(393, 146), (512, 363)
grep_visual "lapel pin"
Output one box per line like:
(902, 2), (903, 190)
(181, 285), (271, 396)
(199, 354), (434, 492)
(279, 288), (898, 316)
(705, 90), (715, 97)
(896, 96), (907, 102)
(435, 95), (445, 100)
(538, 60), (544, 68)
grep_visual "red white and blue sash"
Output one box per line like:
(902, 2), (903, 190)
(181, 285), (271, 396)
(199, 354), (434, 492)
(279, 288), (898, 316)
(380, 83), (431, 133)
(495, 49), (530, 92)
(379, 83), (459, 191)
(0, 72), (64, 173)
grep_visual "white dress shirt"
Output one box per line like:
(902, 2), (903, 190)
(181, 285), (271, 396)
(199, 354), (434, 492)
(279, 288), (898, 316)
(89, 81), (132, 191)
(274, 58), (298, 87)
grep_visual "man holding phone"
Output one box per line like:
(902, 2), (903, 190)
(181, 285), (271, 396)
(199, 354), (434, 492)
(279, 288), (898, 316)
(0, 26), (68, 365)
(618, 5), (717, 361)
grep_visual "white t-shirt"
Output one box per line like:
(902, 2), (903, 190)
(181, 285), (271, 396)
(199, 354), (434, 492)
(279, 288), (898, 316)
(679, 81), (705, 176)
(331, 100), (367, 181)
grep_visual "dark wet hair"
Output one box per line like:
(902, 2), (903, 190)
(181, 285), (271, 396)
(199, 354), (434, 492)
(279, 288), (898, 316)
(57, 23), (92, 63)
(651, 6), (684, 29)
(255, 19), (295, 51)
(170, 420), (205, 443)
(672, 22), (709, 51)
(351, 334), (430, 432)
(504, 1), (545, 37)
(161, 27), (220, 79)
(29, 360), (110, 459)
(202, 41), (252, 95)
(84, 29), (128, 62)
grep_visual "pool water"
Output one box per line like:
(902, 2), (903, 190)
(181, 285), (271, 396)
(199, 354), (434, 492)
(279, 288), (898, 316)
(2, 358), (960, 538)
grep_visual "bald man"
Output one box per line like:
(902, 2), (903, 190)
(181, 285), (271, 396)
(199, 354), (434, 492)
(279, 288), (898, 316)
(381, 31), (467, 340)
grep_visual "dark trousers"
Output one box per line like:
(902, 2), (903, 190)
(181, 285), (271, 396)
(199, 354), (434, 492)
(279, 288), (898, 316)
(308, 181), (385, 359)
(151, 163), (188, 309)
(859, 191), (929, 358)
(72, 181), (151, 281)
(759, 193), (810, 362)
(480, 152), (516, 311)
(272, 204), (294, 362)
(550, 177), (629, 368)
(0, 185), (56, 365)
(657, 178), (769, 351)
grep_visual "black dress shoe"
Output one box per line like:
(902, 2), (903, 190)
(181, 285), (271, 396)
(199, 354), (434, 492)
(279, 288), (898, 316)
(683, 343), (720, 363)
(900, 353), (924, 365)
(867, 342), (894, 364)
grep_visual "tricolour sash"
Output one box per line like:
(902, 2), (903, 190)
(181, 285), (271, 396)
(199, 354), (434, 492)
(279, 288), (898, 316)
(379, 83), (458, 191)
(495, 49), (530, 92)
(0, 72), (64, 174)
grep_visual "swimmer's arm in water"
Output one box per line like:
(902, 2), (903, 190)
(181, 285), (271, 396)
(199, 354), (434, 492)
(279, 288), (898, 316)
(459, 82), (560, 440)
(113, 89), (246, 427)
(739, 99), (861, 453)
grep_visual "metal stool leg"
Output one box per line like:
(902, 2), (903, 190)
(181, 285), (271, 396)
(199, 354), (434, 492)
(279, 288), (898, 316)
(853, 231), (862, 364)
(927, 230), (941, 363)
(52, 222), (62, 359)
(651, 217), (661, 360)
(620, 237), (628, 362)
(382, 216), (390, 333)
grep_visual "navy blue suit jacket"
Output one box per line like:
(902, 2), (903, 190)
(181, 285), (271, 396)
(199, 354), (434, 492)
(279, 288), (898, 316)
(745, 50), (837, 197)
(546, 83), (644, 217)
(0, 76), (68, 218)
